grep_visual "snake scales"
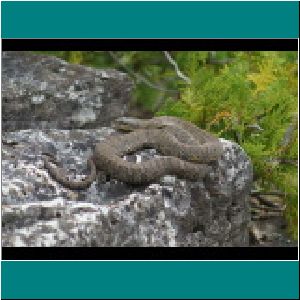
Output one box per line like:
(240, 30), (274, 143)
(43, 116), (223, 189)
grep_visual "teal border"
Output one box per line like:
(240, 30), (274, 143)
(1, 1), (299, 300)
(1, 261), (299, 299)
(1, 1), (299, 38)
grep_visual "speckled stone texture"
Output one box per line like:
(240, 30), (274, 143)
(2, 51), (133, 131)
(2, 129), (252, 247)
(2, 52), (253, 247)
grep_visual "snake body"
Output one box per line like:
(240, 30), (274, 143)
(43, 116), (223, 189)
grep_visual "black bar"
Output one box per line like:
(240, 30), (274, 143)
(2, 39), (298, 51)
(2, 246), (298, 261)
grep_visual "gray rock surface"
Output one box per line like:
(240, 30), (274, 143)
(2, 129), (252, 247)
(2, 51), (133, 131)
(1, 52), (253, 247)
(249, 217), (297, 247)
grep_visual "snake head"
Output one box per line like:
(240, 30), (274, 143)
(189, 155), (200, 162)
(113, 117), (165, 132)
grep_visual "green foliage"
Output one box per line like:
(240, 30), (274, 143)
(109, 51), (181, 113)
(158, 51), (298, 239)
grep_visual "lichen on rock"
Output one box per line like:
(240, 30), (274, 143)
(1, 52), (253, 247)
(2, 51), (133, 131)
(2, 129), (252, 247)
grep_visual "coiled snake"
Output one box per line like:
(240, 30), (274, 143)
(43, 116), (223, 189)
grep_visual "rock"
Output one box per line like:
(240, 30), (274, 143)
(248, 195), (297, 247)
(1, 51), (253, 247)
(2, 51), (133, 131)
(249, 218), (297, 247)
(2, 129), (252, 247)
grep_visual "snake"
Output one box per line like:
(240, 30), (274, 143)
(43, 116), (223, 189)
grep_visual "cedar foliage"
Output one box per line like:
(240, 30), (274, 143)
(158, 51), (298, 239)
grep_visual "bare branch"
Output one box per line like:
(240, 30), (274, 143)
(279, 112), (298, 146)
(163, 51), (191, 84)
(108, 51), (178, 93)
(278, 158), (298, 166)
(251, 190), (285, 197)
